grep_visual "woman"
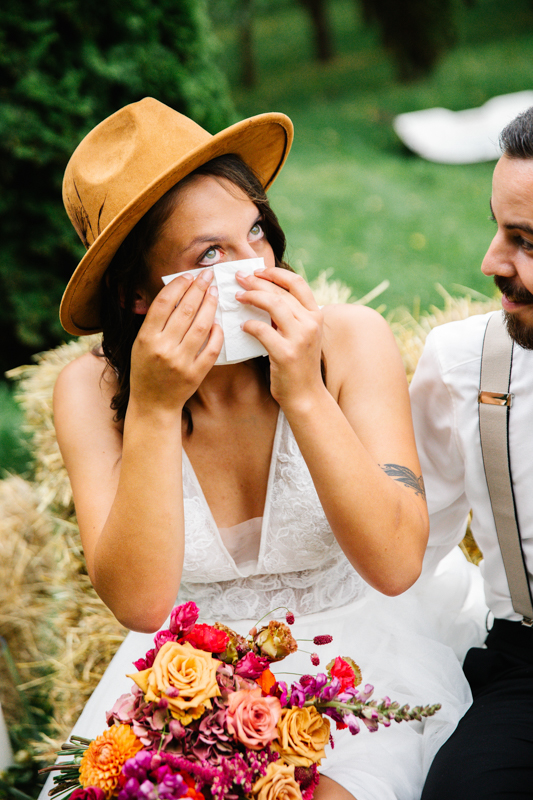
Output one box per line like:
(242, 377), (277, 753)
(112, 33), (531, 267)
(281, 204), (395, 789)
(41, 98), (478, 800)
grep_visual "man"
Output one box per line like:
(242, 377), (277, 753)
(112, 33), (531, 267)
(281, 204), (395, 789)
(411, 106), (533, 799)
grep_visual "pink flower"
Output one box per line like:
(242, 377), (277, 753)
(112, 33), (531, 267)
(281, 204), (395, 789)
(169, 602), (200, 636)
(226, 688), (281, 750)
(234, 652), (271, 680)
(133, 648), (155, 671)
(70, 790), (106, 800)
(107, 692), (138, 725)
(311, 653), (320, 666)
(184, 624), (229, 654)
(154, 629), (178, 652)
(285, 611), (295, 625)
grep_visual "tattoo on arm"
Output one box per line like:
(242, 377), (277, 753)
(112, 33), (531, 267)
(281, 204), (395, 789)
(380, 463), (426, 499)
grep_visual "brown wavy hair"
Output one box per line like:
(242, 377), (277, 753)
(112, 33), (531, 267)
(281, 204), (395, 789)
(99, 154), (294, 426)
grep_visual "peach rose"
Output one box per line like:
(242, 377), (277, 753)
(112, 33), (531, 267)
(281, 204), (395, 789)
(273, 706), (330, 767)
(128, 641), (220, 725)
(251, 762), (302, 800)
(226, 687), (281, 749)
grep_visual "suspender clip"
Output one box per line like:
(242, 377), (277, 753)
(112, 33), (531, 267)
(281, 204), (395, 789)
(478, 390), (513, 406)
(521, 617), (533, 627)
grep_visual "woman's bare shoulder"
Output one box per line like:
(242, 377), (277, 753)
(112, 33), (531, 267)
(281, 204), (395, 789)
(53, 349), (119, 435)
(54, 350), (117, 406)
(322, 303), (398, 360)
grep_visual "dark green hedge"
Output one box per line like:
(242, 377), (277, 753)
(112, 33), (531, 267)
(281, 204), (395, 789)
(0, 0), (235, 373)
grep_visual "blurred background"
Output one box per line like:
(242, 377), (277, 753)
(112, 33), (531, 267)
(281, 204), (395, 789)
(1, 0), (533, 793)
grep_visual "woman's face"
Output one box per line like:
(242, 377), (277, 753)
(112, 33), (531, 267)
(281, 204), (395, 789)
(142, 174), (276, 304)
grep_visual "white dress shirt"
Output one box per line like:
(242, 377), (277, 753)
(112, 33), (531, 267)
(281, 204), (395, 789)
(410, 310), (533, 621)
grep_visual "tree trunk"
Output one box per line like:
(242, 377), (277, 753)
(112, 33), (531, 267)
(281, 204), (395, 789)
(239, 0), (256, 88)
(298, 0), (335, 62)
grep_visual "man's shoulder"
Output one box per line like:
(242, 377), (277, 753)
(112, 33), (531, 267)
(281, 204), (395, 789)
(425, 310), (498, 376)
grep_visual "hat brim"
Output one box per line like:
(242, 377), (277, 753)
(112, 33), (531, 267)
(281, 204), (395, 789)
(60, 112), (293, 336)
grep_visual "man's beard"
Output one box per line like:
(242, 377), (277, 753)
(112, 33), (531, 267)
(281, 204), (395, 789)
(494, 276), (533, 350)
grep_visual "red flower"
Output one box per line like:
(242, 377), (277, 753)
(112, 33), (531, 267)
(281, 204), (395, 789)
(329, 657), (358, 691)
(184, 624), (229, 653)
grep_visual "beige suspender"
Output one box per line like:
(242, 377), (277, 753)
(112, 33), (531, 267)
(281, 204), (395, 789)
(478, 311), (533, 626)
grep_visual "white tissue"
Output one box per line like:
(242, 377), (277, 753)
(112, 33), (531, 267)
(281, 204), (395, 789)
(162, 257), (270, 365)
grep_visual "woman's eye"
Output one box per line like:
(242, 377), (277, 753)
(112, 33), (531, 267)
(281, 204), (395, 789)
(199, 246), (222, 265)
(249, 222), (264, 241)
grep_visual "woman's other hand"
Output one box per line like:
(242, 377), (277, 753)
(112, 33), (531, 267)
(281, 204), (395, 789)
(235, 266), (325, 411)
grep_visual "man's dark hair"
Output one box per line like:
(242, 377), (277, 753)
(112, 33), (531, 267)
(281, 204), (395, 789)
(500, 106), (533, 159)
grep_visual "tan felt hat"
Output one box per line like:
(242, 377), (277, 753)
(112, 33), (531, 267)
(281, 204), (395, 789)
(60, 97), (294, 335)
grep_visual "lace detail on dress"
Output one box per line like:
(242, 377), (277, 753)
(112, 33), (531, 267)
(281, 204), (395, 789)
(179, 411), (366, 619)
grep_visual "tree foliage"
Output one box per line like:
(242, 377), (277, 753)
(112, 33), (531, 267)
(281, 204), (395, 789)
(0, 0), (235, 373)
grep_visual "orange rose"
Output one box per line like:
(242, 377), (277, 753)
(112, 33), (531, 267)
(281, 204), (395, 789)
(79, 724), (143, 798)
(128, 641), (220, 725)
(251, 762), (302, 800)
(273, 706), (330, 767)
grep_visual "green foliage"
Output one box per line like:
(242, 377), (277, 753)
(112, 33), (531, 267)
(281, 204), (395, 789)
(0, 0), (235, 375)
(0, 384), (31, 475)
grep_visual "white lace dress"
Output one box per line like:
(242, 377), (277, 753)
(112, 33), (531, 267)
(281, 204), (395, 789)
(39, 411), (487, 800)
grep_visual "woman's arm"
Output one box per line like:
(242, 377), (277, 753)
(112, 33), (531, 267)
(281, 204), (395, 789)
(53, 271), (222, 632)
(237, 268), (428, 595)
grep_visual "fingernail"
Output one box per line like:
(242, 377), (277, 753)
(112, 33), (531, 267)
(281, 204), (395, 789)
(235, 290), (245, 299)
(254, 267), (266, 274)
(236, 270), (246, 279)
(181, 272), (194, 281)
(201, 268), (213, 282)
(209, 286), (218, 297)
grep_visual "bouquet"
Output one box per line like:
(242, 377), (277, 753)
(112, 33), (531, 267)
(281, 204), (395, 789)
(42, 603), (441, 799)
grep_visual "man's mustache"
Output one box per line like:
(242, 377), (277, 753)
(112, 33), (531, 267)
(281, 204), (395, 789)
(494, 276), (533, 304)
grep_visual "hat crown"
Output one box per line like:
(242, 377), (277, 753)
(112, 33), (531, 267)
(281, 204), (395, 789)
(63, 98), (212, 248)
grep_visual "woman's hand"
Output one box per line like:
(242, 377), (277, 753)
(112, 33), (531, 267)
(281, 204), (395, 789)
(130, 269), (224, 414)
(235, 266), (325, 411)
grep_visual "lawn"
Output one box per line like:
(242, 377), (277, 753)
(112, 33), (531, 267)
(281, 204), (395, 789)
(213, 0), (533, 312)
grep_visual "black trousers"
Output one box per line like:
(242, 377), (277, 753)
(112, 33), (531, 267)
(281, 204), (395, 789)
(421, 619), (533, 800)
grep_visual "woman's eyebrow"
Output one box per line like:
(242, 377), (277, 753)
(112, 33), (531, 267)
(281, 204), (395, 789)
(179, 234), (224, 255)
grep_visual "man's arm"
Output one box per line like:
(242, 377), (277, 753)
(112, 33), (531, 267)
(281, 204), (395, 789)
(409, 329), (472, 574)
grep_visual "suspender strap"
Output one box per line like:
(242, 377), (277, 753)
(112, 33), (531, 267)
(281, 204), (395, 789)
(478, 312), (533, 625)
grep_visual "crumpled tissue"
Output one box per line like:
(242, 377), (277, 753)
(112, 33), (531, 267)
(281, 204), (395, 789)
(162, 257), (270, 365)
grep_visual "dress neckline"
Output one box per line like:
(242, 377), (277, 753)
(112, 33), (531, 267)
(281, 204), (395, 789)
(181, 408), (284, 577)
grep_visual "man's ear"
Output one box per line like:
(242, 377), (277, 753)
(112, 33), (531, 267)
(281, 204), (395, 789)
(119, 286), (150, 315)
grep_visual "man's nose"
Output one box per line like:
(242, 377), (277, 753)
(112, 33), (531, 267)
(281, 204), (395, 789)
(481, 232), (516, 278)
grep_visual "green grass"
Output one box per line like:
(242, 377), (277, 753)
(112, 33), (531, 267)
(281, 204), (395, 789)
(212, 0), (533, 313)
(0, 383), (32, 476)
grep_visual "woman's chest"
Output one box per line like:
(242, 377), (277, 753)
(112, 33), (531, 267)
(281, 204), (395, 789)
(181, 412), (342, 582)
(182, 408), (278, 527)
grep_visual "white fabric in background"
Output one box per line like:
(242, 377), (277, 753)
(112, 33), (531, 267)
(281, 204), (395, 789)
(393, 91), (533, 164)
(162, 257), (270, 365)
(0, 702), (13, 772)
